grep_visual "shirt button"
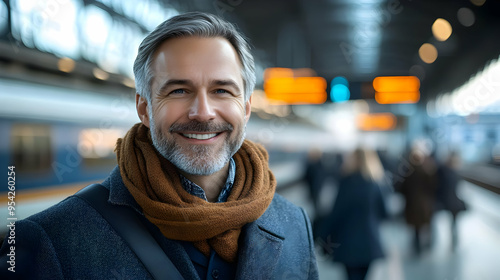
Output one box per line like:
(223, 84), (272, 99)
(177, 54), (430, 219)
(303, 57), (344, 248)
(211, 269), (220, 279)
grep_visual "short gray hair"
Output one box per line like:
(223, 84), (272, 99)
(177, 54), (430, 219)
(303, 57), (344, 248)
(133, 12), (256, 103)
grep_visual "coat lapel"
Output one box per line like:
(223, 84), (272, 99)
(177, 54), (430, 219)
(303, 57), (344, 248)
(236, 199), (284, 280)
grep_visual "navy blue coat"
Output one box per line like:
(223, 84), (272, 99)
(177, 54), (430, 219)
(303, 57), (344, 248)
(0, 167), (318, 279)
(436, 165), (466, 215)
(318, 172), (387, 267)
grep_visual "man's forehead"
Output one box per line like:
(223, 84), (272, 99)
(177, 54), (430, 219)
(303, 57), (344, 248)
(151, 36), (244, 84)
(152, 36), (241, 66)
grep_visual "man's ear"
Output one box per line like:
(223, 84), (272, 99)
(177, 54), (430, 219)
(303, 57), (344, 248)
(136, 94), (150, 128)
(244, 96), (252, 122)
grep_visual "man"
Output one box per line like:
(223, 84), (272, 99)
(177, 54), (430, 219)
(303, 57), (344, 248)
(0, 12), (318, 279)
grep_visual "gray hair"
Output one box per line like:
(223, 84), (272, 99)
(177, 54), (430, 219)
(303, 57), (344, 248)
(133, 12), (256, 103)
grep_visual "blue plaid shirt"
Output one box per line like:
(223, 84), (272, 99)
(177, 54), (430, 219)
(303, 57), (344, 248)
(179, 158), (235, 203)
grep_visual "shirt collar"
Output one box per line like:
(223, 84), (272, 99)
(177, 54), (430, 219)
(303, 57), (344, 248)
(179, 158), (235, 203)
(103, 158), (236, 212)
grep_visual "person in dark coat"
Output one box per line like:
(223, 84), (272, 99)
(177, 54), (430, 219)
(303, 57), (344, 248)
(397, 148), (438, 255)
(318, 148), (387, 280)
(304, 148), (326, 215)
(436, 151), (466, 250)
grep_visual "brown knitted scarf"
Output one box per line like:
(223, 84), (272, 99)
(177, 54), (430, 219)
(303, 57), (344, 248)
(115, 123), (276, 263)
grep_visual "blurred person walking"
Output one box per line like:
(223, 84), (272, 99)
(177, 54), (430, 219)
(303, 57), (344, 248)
(397, 148), (438, 255)
(304, 148), (327, 215)
(435, 151), (467, 251)
(318, 148), (387, 280)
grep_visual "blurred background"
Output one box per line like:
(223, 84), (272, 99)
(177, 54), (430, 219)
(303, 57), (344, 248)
(0, 0), (499, 279)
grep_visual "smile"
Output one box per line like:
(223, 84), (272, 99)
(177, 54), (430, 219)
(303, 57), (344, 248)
(182, 133), (218, 140)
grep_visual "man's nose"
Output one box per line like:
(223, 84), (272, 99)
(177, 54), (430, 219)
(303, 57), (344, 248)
(188, 92), (216, 121)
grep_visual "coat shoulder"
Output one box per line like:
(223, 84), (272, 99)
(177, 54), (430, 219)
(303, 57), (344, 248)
(267, 193), (310, 226)
(271, 193), (303, 213)
(257, 193), (312, 241)
(25, 195), (92, 224)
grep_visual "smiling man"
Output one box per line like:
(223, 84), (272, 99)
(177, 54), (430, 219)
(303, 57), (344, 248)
(139, 36), (250, 202)
(0, 12), (318, 279)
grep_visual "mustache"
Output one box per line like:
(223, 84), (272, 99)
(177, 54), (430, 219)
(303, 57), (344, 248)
(168, 121), (233, 133)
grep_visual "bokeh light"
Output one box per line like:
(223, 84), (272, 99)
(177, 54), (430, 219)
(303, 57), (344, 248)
(330, 76), (350, 103)
(419, 43), (438, 64)
(93, 68), (109, 80)
(457, 7), (475, 27)
(432, 18), (453, 41)
(57, 57), (76, 73)
(470, 0), (486, 7)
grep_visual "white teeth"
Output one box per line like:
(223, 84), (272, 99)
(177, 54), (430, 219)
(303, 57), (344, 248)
(183, 133), (217, 140)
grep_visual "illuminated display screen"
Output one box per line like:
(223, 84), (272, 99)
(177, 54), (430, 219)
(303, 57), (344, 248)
(373, 76), (420, 104)
(263, 67), (327, 104)
(357, 113), (398, 131)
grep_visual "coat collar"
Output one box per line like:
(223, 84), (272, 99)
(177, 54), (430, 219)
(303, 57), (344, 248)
(103, 166), (143, 213)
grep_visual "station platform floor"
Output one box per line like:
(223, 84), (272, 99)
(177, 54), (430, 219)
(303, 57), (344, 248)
(278, 180), (500, 280)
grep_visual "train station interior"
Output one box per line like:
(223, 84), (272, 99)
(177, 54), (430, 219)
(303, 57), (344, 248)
(0, 0), (499, 279)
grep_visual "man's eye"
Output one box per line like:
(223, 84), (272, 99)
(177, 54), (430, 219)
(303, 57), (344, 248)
(171, 89), (186, 94)
(215, 89), (229, 94)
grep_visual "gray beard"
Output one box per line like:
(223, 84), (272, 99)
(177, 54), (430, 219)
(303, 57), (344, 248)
(149, 117), (245, 176)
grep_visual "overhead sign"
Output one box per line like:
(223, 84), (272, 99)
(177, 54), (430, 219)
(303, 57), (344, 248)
(357, 113), (397, 131)
(373, 76), (420, 104)
(263, 67), (327, 104)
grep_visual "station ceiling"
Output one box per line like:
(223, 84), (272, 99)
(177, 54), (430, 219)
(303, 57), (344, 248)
(182, 0), (500, 102)
(1, 0), (499, 105)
